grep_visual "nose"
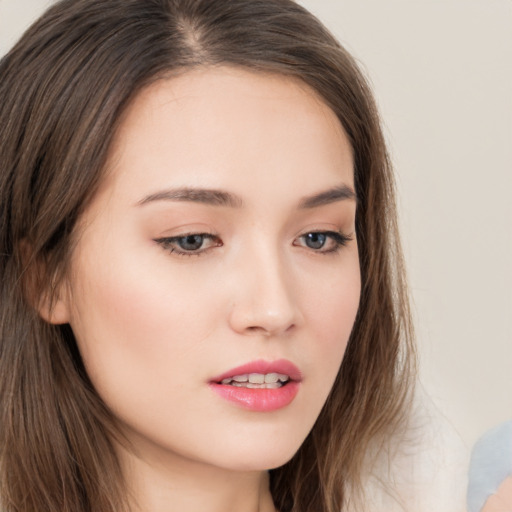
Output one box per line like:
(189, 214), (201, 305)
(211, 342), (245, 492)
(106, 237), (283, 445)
(228, 247), (302, 337)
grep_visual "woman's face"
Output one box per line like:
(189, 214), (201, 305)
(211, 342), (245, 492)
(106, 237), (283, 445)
(58, 67), (360, 472)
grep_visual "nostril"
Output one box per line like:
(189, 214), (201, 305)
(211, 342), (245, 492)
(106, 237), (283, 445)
(244, 324), (296, 336)
(246, 326), (270, 335)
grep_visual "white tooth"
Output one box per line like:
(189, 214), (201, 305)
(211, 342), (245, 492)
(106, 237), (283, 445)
(227, 379), (286, 389)
(277, 374), (289, 382)
(248, 373), (265, 384)
(233, 374), (249, 382)
(264, 373), (279, 383)
(246, 382), (263, 388)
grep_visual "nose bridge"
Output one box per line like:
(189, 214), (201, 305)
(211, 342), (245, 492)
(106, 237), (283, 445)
(229, 239), (300, 336)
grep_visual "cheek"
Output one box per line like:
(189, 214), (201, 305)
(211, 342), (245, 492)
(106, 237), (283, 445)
(304, 252), (360, 342)
(66, 245), (222, 399)
(309, 276), (359, 337)
(297, 252), (361, 394)
(318, 295), (359, 382)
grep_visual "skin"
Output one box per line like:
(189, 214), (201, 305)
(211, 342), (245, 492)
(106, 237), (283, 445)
(46, 67), (360, 512)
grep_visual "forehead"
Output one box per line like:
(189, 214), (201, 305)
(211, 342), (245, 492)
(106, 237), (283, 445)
(102, 66), (354, 203)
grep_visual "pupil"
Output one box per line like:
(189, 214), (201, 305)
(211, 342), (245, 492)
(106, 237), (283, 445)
(306, 232), (326, 249)
(180, 235), (203, 251)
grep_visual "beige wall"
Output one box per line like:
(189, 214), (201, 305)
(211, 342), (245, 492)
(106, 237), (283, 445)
(1, 0), (511, 450)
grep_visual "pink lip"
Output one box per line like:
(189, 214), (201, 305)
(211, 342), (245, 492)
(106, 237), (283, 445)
(209, 359), (302, 412)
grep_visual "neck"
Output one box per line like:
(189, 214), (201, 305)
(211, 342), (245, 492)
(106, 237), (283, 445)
(117, 436), (277, 512)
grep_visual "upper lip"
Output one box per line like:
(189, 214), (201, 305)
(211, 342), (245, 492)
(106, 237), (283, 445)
(211, 359), (302, 383)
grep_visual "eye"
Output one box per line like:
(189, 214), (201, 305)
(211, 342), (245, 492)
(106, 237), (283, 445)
(304, 232), (327, 249)
(294, 231), (352, 253)
(176, 234), (206, 251)
(154, 233), (222, 256)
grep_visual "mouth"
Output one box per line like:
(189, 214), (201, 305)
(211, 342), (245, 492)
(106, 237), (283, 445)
(209, 359), (301, 412)
(219, 372), (290, 389)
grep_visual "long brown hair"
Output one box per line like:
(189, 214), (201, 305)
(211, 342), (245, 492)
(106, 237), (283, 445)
(0, 1), (415, 511)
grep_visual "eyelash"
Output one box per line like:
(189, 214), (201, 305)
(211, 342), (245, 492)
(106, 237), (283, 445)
(154, 233), (222, 257)
(293, 230), (353, 254)
(153, 230), (353, 257)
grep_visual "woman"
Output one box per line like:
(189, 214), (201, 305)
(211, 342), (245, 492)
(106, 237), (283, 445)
(0, 1), (414, 511)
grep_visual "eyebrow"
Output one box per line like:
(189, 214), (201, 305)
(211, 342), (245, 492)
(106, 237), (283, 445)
(136, 188), (243, 208)
(136, 184), (356, 209)
(298, 184), (356, 208)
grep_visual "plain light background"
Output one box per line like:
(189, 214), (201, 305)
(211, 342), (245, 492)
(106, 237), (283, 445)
(1, 0), (511, 452)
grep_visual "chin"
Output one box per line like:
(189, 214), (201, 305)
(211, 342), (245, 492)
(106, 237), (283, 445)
(211, 435), (305, 472)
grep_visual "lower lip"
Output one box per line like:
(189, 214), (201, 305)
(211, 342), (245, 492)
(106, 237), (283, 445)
(209, 381), (300, 412)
